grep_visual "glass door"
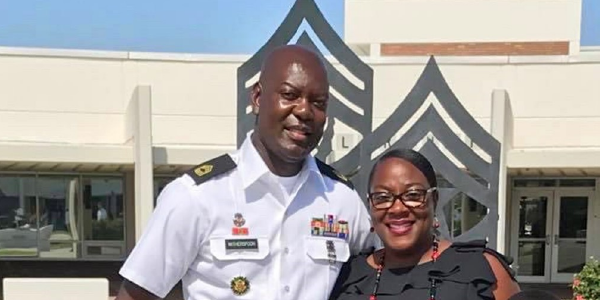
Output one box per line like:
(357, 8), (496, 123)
(511, 190), (553, 282)
(550, 190), (592, 282)
(36, 176), (80, 259)
(81, 177), (125, 259)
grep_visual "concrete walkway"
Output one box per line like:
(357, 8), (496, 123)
(0, 260), (575, 300)
(521, 283), (573, 300)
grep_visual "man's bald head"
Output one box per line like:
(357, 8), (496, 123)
(249, 44), (330, 176)
(258, 45), (327, 86)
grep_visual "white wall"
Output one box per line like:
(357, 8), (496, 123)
(366, 60), (600, 150)
(1, 48), (600, 166)
(345, 0), (582, 45)
(0, 55), (127, 144)
(3, 278), (108, 300)
(133, 60), (240, 146)
(0, 51), (245, 148)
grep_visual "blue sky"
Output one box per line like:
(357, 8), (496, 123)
(0, 0), (597, 54)
(0, 0), (343, 54)
(581, 0), (600, 46)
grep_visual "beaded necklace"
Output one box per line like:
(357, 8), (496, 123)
(369, 236), (440, 300)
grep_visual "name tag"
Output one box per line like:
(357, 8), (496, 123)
(225, 238), (259, 251)
(210, 236), (269, 260)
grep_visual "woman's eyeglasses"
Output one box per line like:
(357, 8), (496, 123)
(368, 187), (437, 209)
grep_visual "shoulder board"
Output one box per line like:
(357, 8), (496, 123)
(315, 159), (354, 190)
(186, 154), (237, 185)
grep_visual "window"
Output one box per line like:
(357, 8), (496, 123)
(442, 193), (487, 238)
(82, 177), (125, 258)
(0, 176), (37, 257)
(513, 178), (596, 188)
(36, 176), (79, 259)
(514, 179), (557, 187)
(0, 174), (125, 260)
(437, 175), (488, 239)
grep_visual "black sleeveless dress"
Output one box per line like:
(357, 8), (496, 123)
(329, 240), (517, 300)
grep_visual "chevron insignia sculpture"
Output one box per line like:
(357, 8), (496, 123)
(236, 0), (501, 249)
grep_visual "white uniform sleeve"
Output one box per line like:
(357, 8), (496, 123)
(348, 191), (378, 254)
(119, 178), (209, 298)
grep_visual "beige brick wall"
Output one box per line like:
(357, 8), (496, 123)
(380, 41), (570, 56)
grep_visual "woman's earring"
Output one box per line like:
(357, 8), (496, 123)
(433, 215), (440, 229)
(432, 215), (441, 237)
(370, 226), (374, 233)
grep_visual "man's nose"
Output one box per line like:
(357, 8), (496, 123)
(293, 97), (313, 120)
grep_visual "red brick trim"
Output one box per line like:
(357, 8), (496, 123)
(380, 41), (569, 56)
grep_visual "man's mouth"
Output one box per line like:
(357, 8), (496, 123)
(284, 125), (312, 143)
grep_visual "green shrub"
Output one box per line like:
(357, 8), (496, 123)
(573, 257), (600, 300)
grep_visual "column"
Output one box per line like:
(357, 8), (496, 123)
(490, 89), (513, 254)
(126, 86), (154, 241)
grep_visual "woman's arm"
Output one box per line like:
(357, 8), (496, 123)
(484, 253), (521, 300)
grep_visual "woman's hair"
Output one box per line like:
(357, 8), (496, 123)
(367, 148), (437, 190)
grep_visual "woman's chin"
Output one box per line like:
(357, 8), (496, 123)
(384, 237), (416, 253)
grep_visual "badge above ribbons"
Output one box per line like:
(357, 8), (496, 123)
(232, 213), (249, 235)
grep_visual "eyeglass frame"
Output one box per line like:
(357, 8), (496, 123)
(367, 187), (438, 209)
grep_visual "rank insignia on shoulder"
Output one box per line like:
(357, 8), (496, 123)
(186, 154), (237, 185)
(194, 164), (213, 177)
(230, 276), (250, 296)
(315, 159), (354, 190)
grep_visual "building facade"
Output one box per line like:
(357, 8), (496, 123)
(0, 0), (599, 289)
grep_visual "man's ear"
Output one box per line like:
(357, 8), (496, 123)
(250, 82), (261, 115)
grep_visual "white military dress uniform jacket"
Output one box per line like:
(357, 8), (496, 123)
(119, 136), (375, 299)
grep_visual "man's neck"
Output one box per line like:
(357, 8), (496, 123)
(250, 133), (304, 177)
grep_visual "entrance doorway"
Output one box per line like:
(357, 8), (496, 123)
(511, 184), (594, 283)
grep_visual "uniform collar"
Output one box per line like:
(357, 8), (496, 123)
(238, 132), (327, 192)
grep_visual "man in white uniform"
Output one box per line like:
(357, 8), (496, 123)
(97, 202), (108, 221)
(116, 45), (375, 300)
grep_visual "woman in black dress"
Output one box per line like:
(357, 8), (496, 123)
(329, 149), (520, 300)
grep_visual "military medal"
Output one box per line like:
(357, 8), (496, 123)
(232, 213), (249, 235)
(326, 240), (337, 264)
(230, 276), (250, 296)
(337, 220), (349, 239)
(311, 217), (324, 236)
(310, 214), (349, 240)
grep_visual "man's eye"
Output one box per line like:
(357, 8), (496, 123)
(281, 92), (297, 100)
(313, 101), (327, 109)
